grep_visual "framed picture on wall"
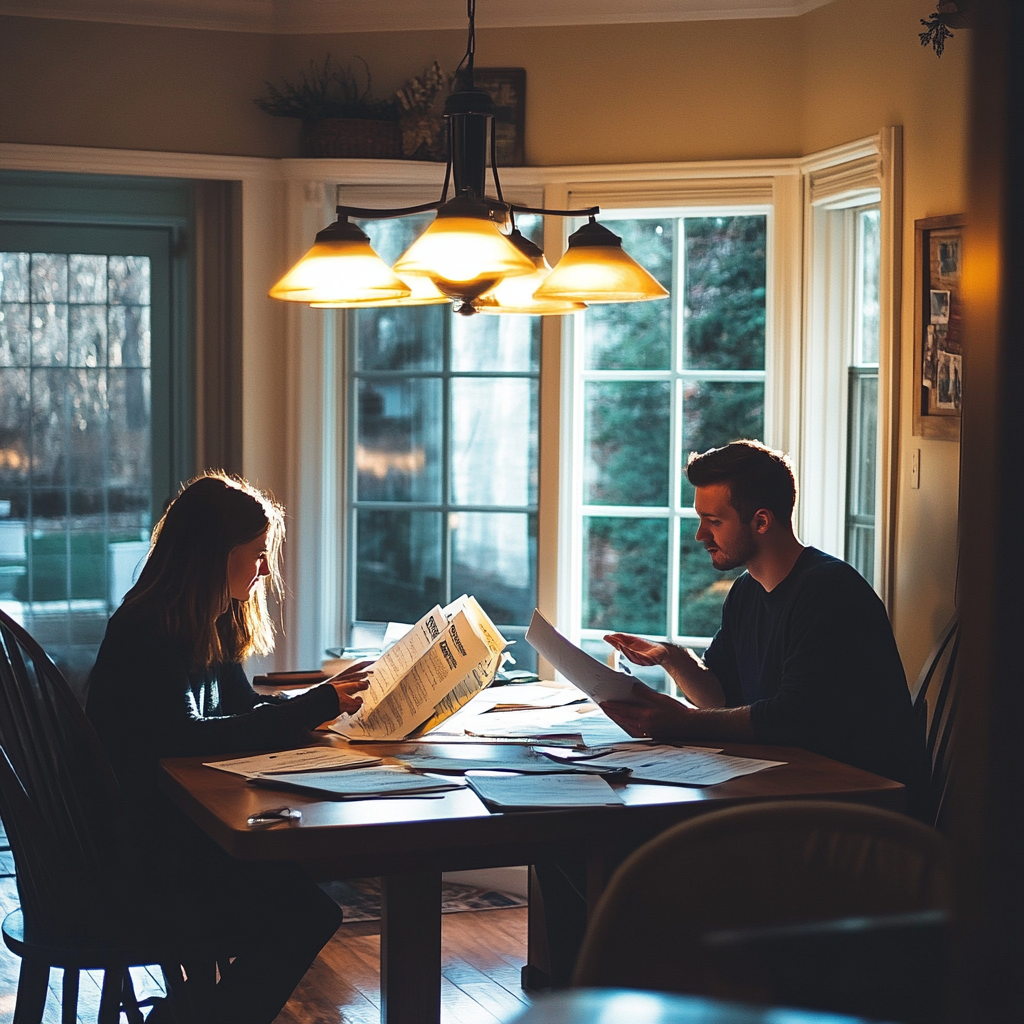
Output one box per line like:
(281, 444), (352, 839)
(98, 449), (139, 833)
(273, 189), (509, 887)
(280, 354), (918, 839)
(472, 67), (526, 166)
(913, 213), (966, 441)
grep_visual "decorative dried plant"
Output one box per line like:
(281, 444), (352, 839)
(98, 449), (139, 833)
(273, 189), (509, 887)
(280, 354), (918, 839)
(255, 56), (399, 121)
(396, 61), (455, 115)
(919, 1), (971, 58)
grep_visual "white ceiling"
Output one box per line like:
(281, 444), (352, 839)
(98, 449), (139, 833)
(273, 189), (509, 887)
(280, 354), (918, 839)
(0, 0), (836, 34)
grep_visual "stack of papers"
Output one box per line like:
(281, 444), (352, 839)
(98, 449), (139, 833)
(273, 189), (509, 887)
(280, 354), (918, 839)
(466, 773), (624, 810)
(564, 744), (786, 786)
(460, 704), (634, 747)
(392, 746), (626, 776)
(249, 767), (465, 800)
(204, 747), (382, 779)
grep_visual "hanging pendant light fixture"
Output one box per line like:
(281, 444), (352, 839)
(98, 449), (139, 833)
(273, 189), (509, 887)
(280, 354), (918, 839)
(534, 217), (669, 303)
(392, 194), (536, 304)
(268, 216), (412, 303)
(268, 0), (667, 315)
(473, 227), (587, 315)
(310, 273), (450, 308)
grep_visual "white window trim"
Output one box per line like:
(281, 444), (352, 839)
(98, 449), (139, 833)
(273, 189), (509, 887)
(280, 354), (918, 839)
(798, 128), (902, 606)
(0, 133), (901, 672)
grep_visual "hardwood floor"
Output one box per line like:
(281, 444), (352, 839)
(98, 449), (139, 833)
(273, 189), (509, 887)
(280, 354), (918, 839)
(0, 870), (531, 1024)
(276, 911), (530, 1024)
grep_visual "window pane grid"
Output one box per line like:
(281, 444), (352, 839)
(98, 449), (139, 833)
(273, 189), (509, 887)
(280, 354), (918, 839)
(579, 369), (765, 382)
(0, 250), (152, 686)
(854, 207), (881, 367)
(348, 218), (542, 662)
(574, 212), (767, 663)
(844, 204), (881, 585)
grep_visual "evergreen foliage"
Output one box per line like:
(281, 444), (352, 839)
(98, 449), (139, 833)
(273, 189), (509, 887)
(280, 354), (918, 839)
(583, 215), (766, 640)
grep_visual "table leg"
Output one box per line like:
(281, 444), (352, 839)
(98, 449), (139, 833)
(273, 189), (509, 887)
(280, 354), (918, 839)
(523, 865), (552, 990)
(380, 870), (442, 1024)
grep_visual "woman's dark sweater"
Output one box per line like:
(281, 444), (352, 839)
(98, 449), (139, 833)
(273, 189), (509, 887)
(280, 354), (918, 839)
(85, 605), (341, 799)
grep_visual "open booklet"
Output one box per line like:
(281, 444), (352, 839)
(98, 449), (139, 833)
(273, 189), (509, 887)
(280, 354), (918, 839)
(329, 595), (509, 741)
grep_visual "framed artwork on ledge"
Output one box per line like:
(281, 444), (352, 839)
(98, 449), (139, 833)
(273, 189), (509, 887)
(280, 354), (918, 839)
(913, 213), (966, 440)
(473, 67), (526, 166)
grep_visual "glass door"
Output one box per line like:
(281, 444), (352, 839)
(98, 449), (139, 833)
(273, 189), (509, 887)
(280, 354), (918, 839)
(0, 221), (176, 692)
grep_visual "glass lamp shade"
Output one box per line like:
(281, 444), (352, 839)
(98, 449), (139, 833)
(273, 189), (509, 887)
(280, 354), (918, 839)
(474, 230), (587, 315)
(310, 274), (451, 308)
(392, 194), (536, 304)
(534, 219), (670, 304)
(268, 218), (411, 304)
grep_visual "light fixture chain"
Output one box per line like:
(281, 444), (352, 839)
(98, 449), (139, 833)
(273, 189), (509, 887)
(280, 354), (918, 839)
(458, 0), (476, 76)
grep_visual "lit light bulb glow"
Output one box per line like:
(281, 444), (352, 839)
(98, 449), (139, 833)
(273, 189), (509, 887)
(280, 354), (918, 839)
(393, 217), (536, 284)
(534, 245), (669, 303)
(311, 274), (450, 308)
(475, 261), (586, 315)
(268, 239), (411, 303)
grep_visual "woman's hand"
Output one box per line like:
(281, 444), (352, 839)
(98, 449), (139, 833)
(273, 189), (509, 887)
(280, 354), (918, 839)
(321, 661), (372, 723)
(329, 660), (373, 683)
(332, 677), (369, 716)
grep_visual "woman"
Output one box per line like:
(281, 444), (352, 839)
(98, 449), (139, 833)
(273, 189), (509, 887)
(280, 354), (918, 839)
(86, 472), (367, 1023)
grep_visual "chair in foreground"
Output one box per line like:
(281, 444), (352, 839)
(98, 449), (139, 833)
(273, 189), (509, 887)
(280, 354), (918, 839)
(910, 612), (959, 830)
(573, 800), (950, 1023)
(0, 608), (201, 1024)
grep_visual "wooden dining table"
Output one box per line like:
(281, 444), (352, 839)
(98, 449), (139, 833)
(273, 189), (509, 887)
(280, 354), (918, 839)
(159, 737), (904, 1024)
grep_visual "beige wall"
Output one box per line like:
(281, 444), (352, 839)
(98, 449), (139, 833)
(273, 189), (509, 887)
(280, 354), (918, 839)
(799, 0), (967, 679)
(0, 0), (967, 678)
(1, 15), (802, 163)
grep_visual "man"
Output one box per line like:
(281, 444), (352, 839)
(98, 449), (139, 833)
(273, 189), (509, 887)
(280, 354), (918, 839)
(600, 440), (924, 791)
(534, 440), (925, 988)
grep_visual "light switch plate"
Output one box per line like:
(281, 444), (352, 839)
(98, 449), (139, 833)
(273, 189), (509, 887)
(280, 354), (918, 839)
(911, 449), (921, 489)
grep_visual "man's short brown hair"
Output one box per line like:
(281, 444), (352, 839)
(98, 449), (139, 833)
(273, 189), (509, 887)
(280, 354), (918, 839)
(685, 440), (797, 524)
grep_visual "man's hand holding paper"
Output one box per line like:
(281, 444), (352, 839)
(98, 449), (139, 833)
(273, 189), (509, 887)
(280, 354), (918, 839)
(599, 681), (695, 739)
(524, 610), (644, 706)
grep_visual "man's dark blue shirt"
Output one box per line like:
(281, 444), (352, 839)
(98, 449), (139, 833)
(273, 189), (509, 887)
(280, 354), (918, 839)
(703, 546), (925, 790)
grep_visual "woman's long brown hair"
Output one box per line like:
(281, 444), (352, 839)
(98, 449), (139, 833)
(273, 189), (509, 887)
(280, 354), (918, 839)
(122, 471), (285, 667)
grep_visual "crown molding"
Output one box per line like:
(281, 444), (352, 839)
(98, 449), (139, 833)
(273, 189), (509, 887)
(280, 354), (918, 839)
(0, 0), (837, 34)
(0, 142), (278, 179)
(0, 142), (806, 187)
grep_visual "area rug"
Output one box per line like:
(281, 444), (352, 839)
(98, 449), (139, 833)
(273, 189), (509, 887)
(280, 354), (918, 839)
(320, 877), (527, 923)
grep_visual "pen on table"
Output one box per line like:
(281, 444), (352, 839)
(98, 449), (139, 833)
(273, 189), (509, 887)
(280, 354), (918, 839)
(247, 807), (302, 827)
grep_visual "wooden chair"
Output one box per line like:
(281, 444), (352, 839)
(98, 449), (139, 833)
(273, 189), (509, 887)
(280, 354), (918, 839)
(573, 800), (950, 1022)
(0, 608), (199, 1024)
(910, 612), (959, 830)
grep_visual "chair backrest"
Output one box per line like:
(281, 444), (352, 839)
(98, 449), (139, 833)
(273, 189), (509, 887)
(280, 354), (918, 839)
(910, 612), (959, 829)
(573, 800), (950, 995)
(0, 608), (122, 944)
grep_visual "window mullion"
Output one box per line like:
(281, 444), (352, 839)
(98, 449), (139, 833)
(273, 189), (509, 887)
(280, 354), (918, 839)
(442, 322), (453, 604)
(569, 313), (586, 643)
(667, 218), (684, 643)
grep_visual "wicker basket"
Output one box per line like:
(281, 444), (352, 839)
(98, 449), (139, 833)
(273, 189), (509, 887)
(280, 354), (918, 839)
(301, 118), (402, 159)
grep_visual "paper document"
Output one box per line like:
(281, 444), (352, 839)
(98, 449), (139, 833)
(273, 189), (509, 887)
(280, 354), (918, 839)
(486, 693), (588, 713)
(330, 597), (508, 741)
(460, 704), (633, 747)
(525, 610), (640, 705)
(204, 746), (382, 778)
(249, 767), (465, 799)
(467, 772), (624, 810)
(392, 746), (619, 774)
(356, 604), (448, 711)
(581, 744), (786, 786)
